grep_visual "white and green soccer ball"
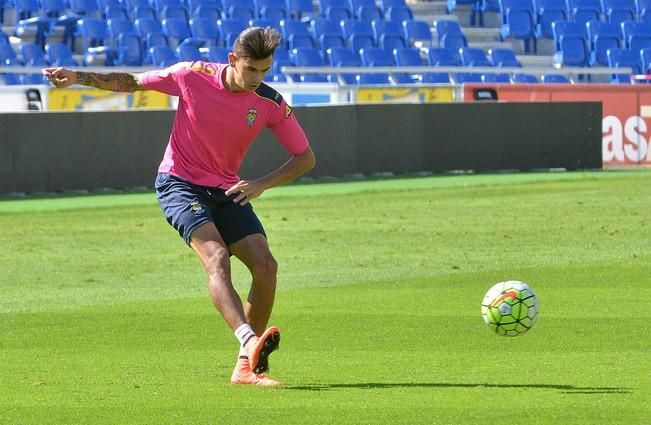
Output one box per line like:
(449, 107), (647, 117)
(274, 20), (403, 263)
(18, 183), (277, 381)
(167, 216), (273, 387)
(481, 280), (538, 336)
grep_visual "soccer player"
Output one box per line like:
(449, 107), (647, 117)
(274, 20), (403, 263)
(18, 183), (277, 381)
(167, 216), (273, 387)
(43, 27), (315, 386)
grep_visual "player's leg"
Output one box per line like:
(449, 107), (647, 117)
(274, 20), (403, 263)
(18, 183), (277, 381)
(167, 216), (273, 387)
(229, 233), (278, 335)
(189, 222), (249, 331)
(155, 173), (268, 378)
(189, 222), (278, 379)
(228, 234), (282, 385)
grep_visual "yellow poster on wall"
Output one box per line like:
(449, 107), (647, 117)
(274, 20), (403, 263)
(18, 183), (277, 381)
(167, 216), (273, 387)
(356, 87), (454, 103)
(47, 88), (170, 110)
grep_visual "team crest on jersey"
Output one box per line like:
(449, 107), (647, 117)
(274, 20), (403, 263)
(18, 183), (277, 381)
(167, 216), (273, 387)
(285, 104), (293, 119)
(246, 108), (258, 126)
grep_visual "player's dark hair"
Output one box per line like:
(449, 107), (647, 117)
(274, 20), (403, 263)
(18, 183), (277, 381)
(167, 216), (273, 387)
(232, 27), (282, 60)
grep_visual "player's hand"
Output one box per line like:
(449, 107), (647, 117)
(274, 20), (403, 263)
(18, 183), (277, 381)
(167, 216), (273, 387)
(42, 67), (77, 88)
(225, 180), (265, 205)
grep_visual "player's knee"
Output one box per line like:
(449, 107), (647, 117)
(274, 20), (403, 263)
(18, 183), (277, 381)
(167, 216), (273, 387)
(251, 256), (278, 282)
(204, 247), (231, 277)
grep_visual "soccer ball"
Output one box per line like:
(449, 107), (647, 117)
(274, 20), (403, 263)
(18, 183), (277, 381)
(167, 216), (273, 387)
(481, 280), (538, 336)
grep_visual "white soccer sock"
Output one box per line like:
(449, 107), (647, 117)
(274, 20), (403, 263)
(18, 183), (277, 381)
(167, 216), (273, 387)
(234, 323), (256, 351)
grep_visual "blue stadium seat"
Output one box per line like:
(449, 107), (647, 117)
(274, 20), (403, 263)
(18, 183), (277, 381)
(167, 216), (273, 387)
(286, 0), (314, 19)
(488, 47), (521, 66)
(427, 47), (460, 65)
(190, 17), (221, 46)
(225, 4), (255, 21)
(638, 0), (651, 23)
(553, 33), (589, 66)
(77, 18), (109, 50)
(402, 19), (433, 47)
(607, 47), (640, 82)
(108, 18), (136, 43)
(201, 44), (229, 62)
(640, 45), (651, 72)
(154, 0), (184, 11)
(325, 46), (360, 84)
(125, 0), (152, 10)
(500, 6), (536, 53)
(534, 0), (567, 40)
(256, 0), (288, 21)
(136, 17), (162, 38)
(433, 20), (467, 50)
(188, 0), (221, 14)
(311, 17), (345, 52)
(14, 0), (51, 48)
(133, 4), (157, 20)
(177, 42), (203, 60)
(567, 0), (602, 25)
(420, 72), (450, 83)
(20, 73), (48, 84)
(341, 19), (375, 51)
(163, 18), (195, 48)
(105, 4), (129, 20)
(586, 20), (621, 66)
(270, 55), (293, 81)
(552, 20), (585, 50)
(355, 73), (391, 84)
(291, 46), (329, 81)
(193, 4), (222, 21)
(541, 73), (570, 82)
(250, 17), (279, 29)
(45, 42), (79, 65)
(14, 1), (43, 27)
(385, 4), (413, 21)
(41, 0), (80, 47)
(459, 46), (491, 66)
(360, 46), (412, 83)
(603, 0), (635, 25)
(372, 20), (406, 51)
(380, 0), (407, 9)
(69, 0), (101, 18)
(162, 4), (190, 21)
(117, 32), (144, 65)
(512, 72), (539, 82)
(393, 47), (428, 83)
(319, 0), (352, 20)
(149, 44), (179, 66)
(0, 41), (17, 65)
(20, 42), (48, 65)
(622, 21), (651, 53)
(481, 72), (510, 82)
(356, 4), (382, 22)
(454, 72), (483, 83)
(280, 18), (316, 49)
(217, 18), (247, 47)
(348, 0), (373, 10)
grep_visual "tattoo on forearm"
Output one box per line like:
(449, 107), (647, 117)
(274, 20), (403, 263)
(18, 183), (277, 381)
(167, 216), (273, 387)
(75, 72), (141, 92)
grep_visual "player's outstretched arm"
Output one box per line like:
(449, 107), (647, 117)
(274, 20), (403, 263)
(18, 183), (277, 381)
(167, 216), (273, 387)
(42, 67), (144, 92)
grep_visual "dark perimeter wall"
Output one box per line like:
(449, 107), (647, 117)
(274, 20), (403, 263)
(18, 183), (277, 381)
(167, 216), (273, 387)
(0, 102), (601, 194)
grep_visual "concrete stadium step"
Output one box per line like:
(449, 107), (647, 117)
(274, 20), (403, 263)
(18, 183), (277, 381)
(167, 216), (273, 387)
(517, 55), (555, 68)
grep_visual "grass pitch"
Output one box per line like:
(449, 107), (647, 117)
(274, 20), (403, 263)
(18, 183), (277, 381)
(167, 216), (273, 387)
(1, 171), (650, 424)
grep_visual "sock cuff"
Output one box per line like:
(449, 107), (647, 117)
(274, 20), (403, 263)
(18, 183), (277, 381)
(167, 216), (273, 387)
(234, 323), (256, 346)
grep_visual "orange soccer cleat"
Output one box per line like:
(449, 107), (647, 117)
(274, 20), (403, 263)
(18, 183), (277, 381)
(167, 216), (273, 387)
(244, 326), (280, 374)
(230, 357), (283, 386)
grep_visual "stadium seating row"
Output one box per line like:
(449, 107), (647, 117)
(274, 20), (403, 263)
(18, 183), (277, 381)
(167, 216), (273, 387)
(450, 0), (651, 28)
(0, 0), (648, 85)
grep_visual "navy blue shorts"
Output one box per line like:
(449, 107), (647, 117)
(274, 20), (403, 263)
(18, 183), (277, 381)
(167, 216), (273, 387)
(155, 173), (266, 246)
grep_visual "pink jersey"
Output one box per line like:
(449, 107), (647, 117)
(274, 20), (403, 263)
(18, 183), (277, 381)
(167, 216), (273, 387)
(141, 61), (309, 188)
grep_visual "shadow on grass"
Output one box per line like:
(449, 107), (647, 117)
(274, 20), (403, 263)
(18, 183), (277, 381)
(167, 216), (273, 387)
(284, 382), (632, 394)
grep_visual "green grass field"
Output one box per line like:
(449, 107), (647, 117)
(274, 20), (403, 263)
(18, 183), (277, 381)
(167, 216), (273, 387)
(2, 171), (650, 424)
